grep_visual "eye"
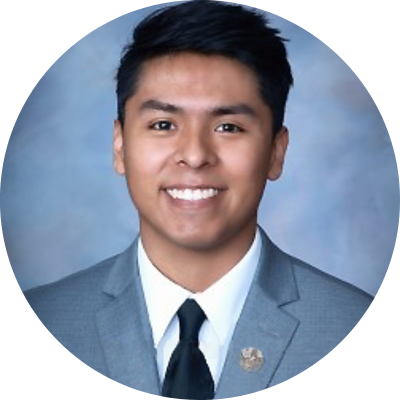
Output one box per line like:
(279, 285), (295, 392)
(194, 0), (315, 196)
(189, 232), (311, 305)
(150, 120), (176, 131)
(215, 123), (244, 133)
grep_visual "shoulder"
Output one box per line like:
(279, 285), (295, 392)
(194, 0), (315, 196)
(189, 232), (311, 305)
(274, 247), (374, 327)
(290, 254), (373, 306)
(258, 228), (374, 327)
(260, 230), (373, 312)
(262, 229), (374, 306)
(24, 253), (120, 321)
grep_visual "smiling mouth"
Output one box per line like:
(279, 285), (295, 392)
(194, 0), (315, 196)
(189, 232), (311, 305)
(165, 188), (221, 201)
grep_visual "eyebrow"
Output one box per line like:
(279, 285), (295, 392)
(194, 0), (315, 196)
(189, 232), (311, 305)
(210, 104), (257, 118)
(139, 99), (257, 119)
(140, 99), (183, 114)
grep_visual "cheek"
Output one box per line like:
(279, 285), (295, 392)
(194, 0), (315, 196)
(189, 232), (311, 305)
(222, 143), (270, 182)
(124, 139), (172, 180)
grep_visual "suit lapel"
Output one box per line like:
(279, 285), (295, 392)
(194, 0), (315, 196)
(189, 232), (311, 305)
(95, 230), (299, 397)
(215, 230), (300, 398)
(95, 240), (161, 394)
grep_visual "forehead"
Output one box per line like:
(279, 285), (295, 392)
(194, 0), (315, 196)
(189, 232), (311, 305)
(133, 53), (263, 106)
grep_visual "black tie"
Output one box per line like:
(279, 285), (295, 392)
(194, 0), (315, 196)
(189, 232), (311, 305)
(162, 299), (215, 399)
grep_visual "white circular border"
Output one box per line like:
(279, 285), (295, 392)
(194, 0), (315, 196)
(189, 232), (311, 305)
(1, 1), (399, 399)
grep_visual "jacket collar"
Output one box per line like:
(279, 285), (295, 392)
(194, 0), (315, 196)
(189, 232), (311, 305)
(102, 237), (139, 297)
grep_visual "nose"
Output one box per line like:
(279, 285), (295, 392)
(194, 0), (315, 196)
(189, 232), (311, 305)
(174, 126), (217, 169)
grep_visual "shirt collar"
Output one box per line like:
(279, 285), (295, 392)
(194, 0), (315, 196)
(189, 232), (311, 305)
(138, 228), (262, 348)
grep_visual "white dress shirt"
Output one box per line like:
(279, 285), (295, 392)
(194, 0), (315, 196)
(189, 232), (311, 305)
(137, 228), (261, 386)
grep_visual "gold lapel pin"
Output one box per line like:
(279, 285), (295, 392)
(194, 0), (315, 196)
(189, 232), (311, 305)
(239, 347), (264, 372)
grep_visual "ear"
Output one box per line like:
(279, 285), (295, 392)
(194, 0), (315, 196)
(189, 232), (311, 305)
(113, 120), (126, 175)
(267, 126), (289, 181)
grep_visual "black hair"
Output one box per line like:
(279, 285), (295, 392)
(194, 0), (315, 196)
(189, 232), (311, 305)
(116, 0), (293, 134)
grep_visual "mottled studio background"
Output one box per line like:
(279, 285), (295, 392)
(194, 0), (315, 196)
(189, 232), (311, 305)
(1, 2), (398, 296)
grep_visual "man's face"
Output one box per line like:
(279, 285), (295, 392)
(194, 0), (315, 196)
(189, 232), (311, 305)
(114, 53), (288, 251)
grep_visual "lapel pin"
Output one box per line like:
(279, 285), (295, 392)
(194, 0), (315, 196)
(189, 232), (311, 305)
(239, 347), (264, 372)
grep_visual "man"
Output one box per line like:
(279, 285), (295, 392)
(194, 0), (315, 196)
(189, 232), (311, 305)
(26, 1), (373, 398)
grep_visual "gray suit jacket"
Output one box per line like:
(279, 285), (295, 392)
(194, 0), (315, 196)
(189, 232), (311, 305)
(25, 229), (372, 397)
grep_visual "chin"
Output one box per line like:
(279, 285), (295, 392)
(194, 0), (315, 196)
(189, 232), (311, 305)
(165, 228), (233, 252)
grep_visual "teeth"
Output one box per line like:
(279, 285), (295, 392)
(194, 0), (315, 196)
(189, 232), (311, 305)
(166, 188), (220, 201)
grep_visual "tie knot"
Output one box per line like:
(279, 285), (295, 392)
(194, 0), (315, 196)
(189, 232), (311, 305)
(177, 299), (206, 342)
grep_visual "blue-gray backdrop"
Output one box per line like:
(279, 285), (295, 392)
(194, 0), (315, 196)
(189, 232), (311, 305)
(1, 3), (398, 296)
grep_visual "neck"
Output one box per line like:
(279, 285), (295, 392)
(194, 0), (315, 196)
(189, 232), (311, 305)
(140, 222), (257, 293)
